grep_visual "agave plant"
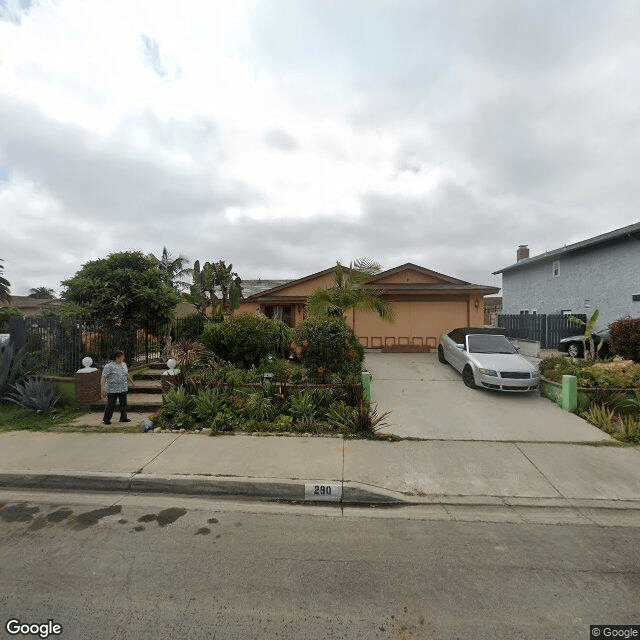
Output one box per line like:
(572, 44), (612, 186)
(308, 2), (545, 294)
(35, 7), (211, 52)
(162, 385), (193, 417)
(0, 341), (34, 402)
(7, 378), (60, 413)
(192, 388), (226, 420)
(288, 389), (316, 421)
(245, 392), (274, 421)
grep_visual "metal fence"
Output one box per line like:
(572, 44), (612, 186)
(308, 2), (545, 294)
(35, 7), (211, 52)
(498, 313), (586, 349)
(7, 314), (210, 376)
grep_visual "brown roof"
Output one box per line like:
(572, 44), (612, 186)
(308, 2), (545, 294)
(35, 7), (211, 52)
(244, 263), (499, 301)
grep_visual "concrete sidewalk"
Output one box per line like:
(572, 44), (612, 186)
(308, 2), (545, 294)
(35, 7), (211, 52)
(0, 431), (639, 510)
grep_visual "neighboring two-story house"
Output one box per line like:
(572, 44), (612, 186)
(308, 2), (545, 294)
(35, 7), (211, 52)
(493, 222), (640, 331)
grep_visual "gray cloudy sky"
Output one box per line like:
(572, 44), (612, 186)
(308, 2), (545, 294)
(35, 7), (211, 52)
(1, 0), (639, 296)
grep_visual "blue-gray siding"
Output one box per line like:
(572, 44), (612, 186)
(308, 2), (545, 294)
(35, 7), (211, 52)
(501, 238), (640, 330)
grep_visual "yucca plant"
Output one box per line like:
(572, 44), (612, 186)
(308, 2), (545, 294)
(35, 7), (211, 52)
(328, 401), (391, 435)
(173, 339), (205, 369)
(7, 378), (60, 413)
(581, 403), (617, 433)
(192, 388), (225, 421)
(619, 414), (640, 442)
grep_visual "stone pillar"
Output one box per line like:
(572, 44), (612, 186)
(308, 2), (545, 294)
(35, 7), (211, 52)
(74, 357), (101, 410)
(561, 375), (577, 413)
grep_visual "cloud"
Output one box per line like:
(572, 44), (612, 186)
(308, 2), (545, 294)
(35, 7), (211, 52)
(264, 128), (298, 152)
(1, 0), (639, 298)
(0, 0), (32, 25)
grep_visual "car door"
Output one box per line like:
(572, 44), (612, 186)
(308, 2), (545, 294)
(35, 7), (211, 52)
(447, 330), (466, 372)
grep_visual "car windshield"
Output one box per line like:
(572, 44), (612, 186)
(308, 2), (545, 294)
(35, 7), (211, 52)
(467, 334), (517, 354)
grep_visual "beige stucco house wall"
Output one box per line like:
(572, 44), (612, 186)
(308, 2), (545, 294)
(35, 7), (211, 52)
(234, 264), (498, 347)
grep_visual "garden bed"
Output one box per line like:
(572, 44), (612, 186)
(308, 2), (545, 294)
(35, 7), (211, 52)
(539, 355), (640, 443)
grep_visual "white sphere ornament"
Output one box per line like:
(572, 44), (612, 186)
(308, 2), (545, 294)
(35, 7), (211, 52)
(82, 357), (93, 368)
(167, 358), (177, 371)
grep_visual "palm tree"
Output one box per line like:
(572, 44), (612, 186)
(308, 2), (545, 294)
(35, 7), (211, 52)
(149, 247), (192, 292)
(307, 258), (394, 323)
(28, 287), (55, 299)
(0, 259), (11, 303)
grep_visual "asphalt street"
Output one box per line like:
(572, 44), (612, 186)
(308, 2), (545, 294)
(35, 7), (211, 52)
(0, 490), (638, 640)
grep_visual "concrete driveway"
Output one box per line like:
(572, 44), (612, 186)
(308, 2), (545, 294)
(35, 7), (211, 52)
(365, 351), (611, 442)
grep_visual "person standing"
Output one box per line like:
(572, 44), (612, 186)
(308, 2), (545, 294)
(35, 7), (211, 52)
(101, 351), (135, 425)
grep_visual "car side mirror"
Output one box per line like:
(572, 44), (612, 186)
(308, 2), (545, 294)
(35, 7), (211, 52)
(514, 345), (521, 352)
(456, 343), (465, 350)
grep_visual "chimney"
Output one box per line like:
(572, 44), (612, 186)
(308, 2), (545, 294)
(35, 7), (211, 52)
(517, 245), (530, 262)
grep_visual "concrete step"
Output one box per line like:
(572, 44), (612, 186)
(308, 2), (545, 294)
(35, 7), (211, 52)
(129, 380), (162, 394)
(133, 371), (164, 380)
(90, 393), (163, 413)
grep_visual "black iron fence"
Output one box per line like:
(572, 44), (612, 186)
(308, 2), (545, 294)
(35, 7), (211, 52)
(7, 314), (210, 376)
(498, 313), (586, 349)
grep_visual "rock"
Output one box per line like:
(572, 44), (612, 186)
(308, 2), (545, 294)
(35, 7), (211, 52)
(201, 428), (212, 435)
(179, 428), (186, 433)
(139, 418), (154, 433)
(153, 427), (162, 433)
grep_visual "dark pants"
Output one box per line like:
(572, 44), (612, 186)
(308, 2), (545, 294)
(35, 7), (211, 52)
(103, 392), (128, 422)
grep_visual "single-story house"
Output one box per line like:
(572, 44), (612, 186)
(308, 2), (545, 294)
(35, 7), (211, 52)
(493, 221), (640, 330)
(0, 296), (63, 317)
(235, 263), (499, 348)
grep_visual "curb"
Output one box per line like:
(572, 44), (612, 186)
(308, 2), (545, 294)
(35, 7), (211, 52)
(1, 473), (639, 512)
(0, 472), (406, 505)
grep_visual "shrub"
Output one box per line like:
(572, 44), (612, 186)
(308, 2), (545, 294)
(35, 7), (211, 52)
(0, 307), (24, 333)
(539, 355), (640, 389)
(291, 316), (364, 382)
(7, 378), (61, 413)
(173, 313), (209, 343)
(200, 314), (291, 368)
(609, 317), (640, 362)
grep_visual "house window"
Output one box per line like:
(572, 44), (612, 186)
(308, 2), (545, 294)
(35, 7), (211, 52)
(633, 295), (640, 302)
(519, 310), (530, 315)
(553, 260), (560, 277)
(561, 309), (572, 316)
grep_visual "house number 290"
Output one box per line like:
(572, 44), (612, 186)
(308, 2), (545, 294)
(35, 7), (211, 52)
(304, 483), (342, 501)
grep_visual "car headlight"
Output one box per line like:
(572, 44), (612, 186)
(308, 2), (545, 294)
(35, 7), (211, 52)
(479, 368), (498, 376)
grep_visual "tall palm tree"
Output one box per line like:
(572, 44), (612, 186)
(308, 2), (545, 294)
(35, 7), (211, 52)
(307, 258), (394, 323)
(149, 247), (192, 292)
(28, 287), (55, 299)
(0, 259), (11, 303)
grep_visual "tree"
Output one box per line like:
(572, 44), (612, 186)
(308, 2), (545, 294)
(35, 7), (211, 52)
(307, 259), (394, 323)
(568, 309), (602, 360)
(0, 259), (11, 303)
(188, 259), (242, 314)
(148, 247), (192, 292)
(28, 287), (55, 299)
(60, 252), (180, 363)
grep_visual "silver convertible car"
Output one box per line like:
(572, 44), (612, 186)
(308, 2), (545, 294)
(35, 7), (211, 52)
(438, 327), (540, 392)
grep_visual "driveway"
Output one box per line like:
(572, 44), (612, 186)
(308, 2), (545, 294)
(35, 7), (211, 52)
(365, 351), (611, 442)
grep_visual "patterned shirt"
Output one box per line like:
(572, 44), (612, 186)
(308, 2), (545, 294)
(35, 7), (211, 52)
(102, 361), (129, 393)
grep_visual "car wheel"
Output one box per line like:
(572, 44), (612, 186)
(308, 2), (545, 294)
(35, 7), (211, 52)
(462, 365), (477, 389)
(567, 342), (582, 358)
(438, 345), (447, 364)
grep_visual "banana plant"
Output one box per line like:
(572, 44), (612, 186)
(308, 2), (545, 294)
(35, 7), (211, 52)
(567, 309), (602, 360)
